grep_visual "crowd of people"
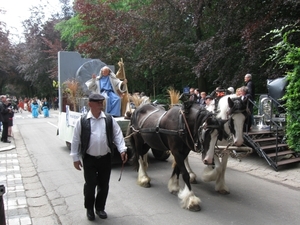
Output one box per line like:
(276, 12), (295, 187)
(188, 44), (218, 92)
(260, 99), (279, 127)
(17, 96), (58, 115)
(0, 95), (58, 134)
(0, 95), (59, 139)
(188, 73), (255, 131)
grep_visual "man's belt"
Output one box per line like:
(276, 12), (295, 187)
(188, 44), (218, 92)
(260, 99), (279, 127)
(87, 153), (110, 159)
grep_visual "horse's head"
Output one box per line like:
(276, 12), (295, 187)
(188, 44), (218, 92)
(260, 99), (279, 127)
(217, 96), (248, 146)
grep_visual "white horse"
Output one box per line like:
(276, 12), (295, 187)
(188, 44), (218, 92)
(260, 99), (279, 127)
(186, 95), (248, 194)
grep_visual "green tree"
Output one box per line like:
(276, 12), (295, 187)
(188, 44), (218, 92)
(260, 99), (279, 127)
(186, 0), (300, 92)
(0, 0), (72, 98)
(58, 0), (199, 96)
(0, 9), (19, 94)
(17, 5), (64, 98)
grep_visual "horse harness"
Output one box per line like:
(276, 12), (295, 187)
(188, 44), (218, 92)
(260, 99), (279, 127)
(226, 99), (250, 138)
(131, 106), (220, 153)
(213, 98), (251, 159)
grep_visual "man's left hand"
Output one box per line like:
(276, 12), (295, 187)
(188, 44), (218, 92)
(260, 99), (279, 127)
(121, 152), (128, 163)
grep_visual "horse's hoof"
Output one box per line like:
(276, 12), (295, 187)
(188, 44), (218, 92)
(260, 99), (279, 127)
(188, 205), (201, 212)
(138, 182), (151, 188)
(142, 183), (151, 188)
(190, 179), (197, 184)
(170, 190), (178, 195)
(218, 190), (230, 195)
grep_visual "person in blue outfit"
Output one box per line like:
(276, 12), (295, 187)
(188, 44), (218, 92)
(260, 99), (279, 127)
(42, 98), (50, 117)
(85, 66), (127, 117)
(31, 99), (39, 118)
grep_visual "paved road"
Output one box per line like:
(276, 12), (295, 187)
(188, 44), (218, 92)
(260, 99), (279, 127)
(1, 110), (300, 225)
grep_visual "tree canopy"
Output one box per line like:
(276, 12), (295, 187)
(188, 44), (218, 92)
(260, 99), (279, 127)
(56, 0), (300, 96)
(0, 0), (299, 99)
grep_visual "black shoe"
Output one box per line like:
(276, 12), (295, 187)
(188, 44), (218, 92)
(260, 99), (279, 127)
(2, 140), (11, 143)
(86, 209), (95, 221)
(96, 210), (107, 219)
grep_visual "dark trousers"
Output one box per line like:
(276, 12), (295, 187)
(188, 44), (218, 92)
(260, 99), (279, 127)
(83, 154), (111, 211)
(1, 122), (8, 141)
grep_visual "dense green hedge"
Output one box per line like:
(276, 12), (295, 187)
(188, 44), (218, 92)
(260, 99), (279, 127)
(265, 25), (300, 152)
(284, 48), (300, 152)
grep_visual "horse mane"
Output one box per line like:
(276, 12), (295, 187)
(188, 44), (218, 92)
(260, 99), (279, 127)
(192, 105), (212, 138)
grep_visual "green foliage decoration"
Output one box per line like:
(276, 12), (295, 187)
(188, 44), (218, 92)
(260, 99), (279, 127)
(284, 50), (300, 151)
(263, 24), (300, 152)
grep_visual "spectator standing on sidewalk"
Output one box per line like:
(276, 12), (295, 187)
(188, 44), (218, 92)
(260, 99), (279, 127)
(70, 93), (128, 221)
(6, 98), (14, 137)
(0, 95), (12, 143)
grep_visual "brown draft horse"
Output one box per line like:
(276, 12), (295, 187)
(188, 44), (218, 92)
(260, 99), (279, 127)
(128, 102), (225, 211)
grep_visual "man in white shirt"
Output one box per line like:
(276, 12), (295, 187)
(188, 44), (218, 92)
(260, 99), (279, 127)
(70, 93), (127, 221)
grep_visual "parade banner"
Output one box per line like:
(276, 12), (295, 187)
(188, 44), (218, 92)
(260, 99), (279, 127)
(66, 105), (82, 127)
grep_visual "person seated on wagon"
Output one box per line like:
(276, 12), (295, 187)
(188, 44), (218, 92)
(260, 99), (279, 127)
(227, 87), (235, 95)
(199, 92), (207, 106)
(210, 86), (226, 112)
(85, 66), (128, 117)
(189, 87), (198, 102)
(205, 95), (215, 112)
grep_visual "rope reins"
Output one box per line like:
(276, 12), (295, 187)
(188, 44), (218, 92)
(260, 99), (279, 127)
(180, 109), (197, 152)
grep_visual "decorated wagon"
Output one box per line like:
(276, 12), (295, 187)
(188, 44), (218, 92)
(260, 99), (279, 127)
(57, 51), (170, 162)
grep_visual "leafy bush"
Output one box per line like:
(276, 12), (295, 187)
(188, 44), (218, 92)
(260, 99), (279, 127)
(263, 25), (300, 152)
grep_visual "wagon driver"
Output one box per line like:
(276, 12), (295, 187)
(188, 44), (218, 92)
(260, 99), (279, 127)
(85, 66), (127, 117)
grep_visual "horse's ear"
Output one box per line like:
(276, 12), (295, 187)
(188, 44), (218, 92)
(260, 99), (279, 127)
(228, 97), (234, 108)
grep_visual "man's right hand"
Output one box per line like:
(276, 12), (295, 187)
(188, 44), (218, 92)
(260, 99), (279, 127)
(73, 161), (82, 171)
(92, 74), (96, 79)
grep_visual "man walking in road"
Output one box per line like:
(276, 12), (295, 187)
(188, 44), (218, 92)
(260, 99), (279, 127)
(70, 93), (127, 221)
